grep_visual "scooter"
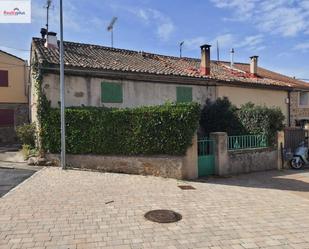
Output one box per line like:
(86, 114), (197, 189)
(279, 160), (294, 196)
(290, 139), (309, 169)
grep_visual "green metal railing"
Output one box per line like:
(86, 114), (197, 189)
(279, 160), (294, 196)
(198, 138), (215, 156)
(228, 135), (268, 150)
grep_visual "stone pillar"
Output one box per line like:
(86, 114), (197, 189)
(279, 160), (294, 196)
(210, 132), (229, 176)
(182, 134), (198, 179)
(277, 131), (284, 170)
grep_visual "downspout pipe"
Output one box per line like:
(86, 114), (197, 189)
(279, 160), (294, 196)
(287, 91), (291, 127)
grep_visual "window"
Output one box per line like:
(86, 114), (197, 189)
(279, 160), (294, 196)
(0, 70), (8, 87)
(0, 109), (14, 126)
(101, 82), (123, 103)
(299, 92), (309, 107)
(176, 86), (192, 103)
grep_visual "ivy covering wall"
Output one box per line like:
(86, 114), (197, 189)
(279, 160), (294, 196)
(40, 103), (200, 155)
(32, 59), (200, 156)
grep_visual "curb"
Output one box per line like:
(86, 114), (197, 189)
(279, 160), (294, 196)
(0, 167), (46, 199)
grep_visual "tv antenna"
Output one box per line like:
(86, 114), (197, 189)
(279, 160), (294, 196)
(216, 40), (220, 62)
(45, 0), (52, 33)
(107, 17), (118, 48)
(179, 41), (184, 58)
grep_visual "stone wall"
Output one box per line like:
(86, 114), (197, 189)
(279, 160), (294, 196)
(0, 103), (29, 145)
(290, 91), (309, 126)
(228, 148), (278, 175)
(46, 154), (186, 179)
(210, 132), (279, 176)
(46, 135), (198, 180)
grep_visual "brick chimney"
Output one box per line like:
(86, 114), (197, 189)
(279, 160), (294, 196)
(250, 55), (258, 76)
(200, 44), (211, 76)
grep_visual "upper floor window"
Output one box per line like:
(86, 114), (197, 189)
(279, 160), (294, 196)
(176, 86), (192, 103)
(0, 70), (8, 87)
(101, 82), (123, 103)
(299, 92), (309, 107)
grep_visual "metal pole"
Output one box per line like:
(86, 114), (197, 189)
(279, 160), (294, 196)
(59, 0), (66, 169)
(46, 5), (48, 32)
(111, 28), (113, 48)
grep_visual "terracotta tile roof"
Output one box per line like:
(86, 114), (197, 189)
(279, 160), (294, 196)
(32, 37), (309, 90)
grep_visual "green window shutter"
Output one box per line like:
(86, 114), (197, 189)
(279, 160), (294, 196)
(101, 82), (123, 103)
(176, 86), (192, 103)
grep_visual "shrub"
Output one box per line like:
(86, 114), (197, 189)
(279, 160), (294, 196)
(40, 103), (200, 155)
(21, 144), (39, 160)
(199, 97), (244, 136)
(199, 98), (285, 144)
(16, 123), (36, 148)
(238, 102), (285, 144)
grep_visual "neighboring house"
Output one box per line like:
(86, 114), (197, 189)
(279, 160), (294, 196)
(0, 50), (28, 145)
(30, 37), (309, 127)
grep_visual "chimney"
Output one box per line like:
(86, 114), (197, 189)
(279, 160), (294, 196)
(44, 32), (58, 49)
(250, 55), (258, 76)
(200, 44), (211, 76)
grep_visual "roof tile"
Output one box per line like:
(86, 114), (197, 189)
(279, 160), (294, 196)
(32, 37), (309, 89)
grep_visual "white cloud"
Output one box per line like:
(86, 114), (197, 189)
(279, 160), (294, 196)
(210, 0), (309, 37)
(132, 8), (175, 41)
(294, 42), (309, 52)
(236, 34), (265, 51)
(184, 33), (264, 52)
(31, 0), (105, 33)
(211, 0), (257, 20)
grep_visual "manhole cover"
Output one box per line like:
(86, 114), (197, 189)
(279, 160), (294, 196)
(178, 185), (196, 190)
(144, 210), (182, 223)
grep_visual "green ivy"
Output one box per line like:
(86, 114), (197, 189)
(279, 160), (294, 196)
(40, 103), (200, 155)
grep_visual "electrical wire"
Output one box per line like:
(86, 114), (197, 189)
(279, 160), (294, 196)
(0, 45), (30, 52)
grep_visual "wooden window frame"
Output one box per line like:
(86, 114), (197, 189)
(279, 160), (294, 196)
(0, 70), (8, 87)
(101, 82), (123, 103)
(176, 86), (193, 103)
(298, 91), (309, 108)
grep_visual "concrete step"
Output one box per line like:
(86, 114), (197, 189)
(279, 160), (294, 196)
(0, 150), (25, 163)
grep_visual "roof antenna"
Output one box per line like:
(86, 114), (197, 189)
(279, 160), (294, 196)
(107, 17), (118, 48)
(179, 41), (184, 58)
(230, 48), (235, 69)
(45, 0), (52, 33)
(216, 40), (220, 62)
(40, 0), (52, 39)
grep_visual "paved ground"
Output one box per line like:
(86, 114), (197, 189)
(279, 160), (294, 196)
(0, 168), (309, 249)
(0, 164), (36, 197)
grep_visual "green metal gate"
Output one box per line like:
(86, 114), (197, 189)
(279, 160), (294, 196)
(198, 138), (215, 177)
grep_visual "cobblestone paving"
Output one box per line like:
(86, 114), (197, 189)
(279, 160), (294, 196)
(0, 167), (309, 249)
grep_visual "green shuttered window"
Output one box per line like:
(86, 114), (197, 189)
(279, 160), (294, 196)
(101, 82), (123, 103)
(176, 86), (192, 103)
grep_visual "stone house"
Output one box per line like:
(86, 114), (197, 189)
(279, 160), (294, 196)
(30, 37), (309, 127)
(0, 50), (29, 145)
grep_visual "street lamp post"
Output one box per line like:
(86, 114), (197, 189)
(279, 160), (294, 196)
(59, 0), (66, 169)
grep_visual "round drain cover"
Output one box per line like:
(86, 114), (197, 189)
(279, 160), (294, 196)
(144, 210), (182, 223)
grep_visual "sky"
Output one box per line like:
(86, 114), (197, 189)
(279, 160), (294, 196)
(0, 0), (309, 81)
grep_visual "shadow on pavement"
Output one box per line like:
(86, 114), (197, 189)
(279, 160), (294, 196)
(196, 169), (309, 194)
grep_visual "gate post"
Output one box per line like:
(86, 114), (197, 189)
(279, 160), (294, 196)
(210, 132), (229, 176)
(182, 133), (198, 179)
(277, 131), (285, 170)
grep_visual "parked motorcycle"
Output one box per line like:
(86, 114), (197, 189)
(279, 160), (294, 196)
(290, 139), (309, 169)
